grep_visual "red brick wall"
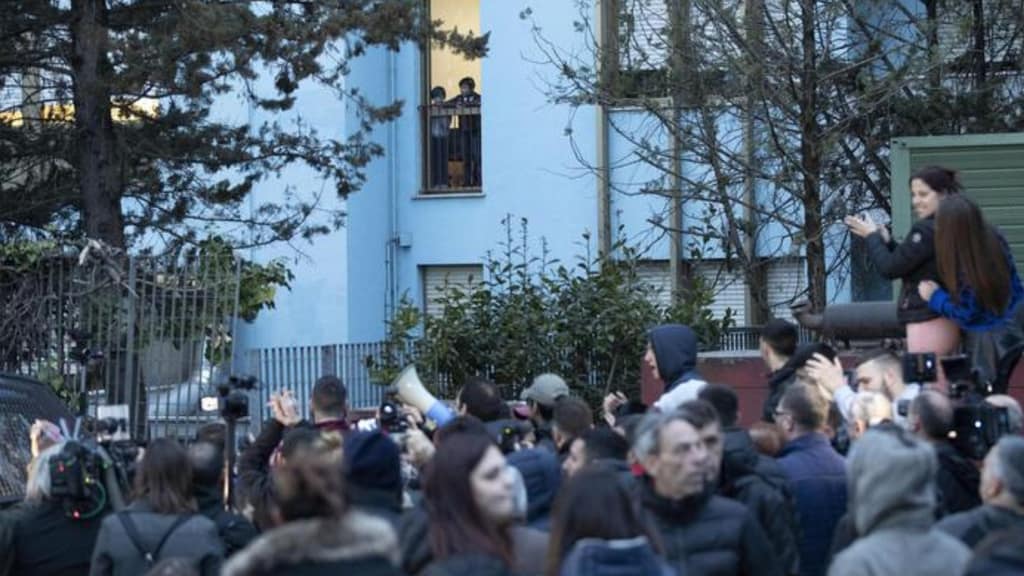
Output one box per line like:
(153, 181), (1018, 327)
(641, 350), (1024, 427)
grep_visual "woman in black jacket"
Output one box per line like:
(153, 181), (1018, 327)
(845, 165), (961, 388)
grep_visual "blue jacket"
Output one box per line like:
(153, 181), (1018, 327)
(776, 433), (847, 576)
(928, 231), (1024, 332)
(559, 537), (677, 576)
(506, 448), (561, 531)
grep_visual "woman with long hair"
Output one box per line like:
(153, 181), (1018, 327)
(90, 438), (222, 576)
(222, 447), (401, 576)
(546, 465), (673, 576)
(421, 430), (520, 576)
(918, 194), (1023, 386)
(846, 165), (962, 388)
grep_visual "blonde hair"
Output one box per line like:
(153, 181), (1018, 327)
(25, 442), (65, 502)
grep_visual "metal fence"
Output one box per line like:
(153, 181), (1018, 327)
(0, 243), (242, 440)
(241, 324), (817, 430)
(716, 325), (816, 351)
(245, 342), (389, 427)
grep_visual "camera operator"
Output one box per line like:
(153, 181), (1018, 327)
(909, 391), (981, 516)
(0, 421), (104, 576)
(187, 431), (257, 556)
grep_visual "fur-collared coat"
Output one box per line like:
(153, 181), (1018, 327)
(222, 510), (402, 576)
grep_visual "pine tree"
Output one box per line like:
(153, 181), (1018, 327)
(0, 0), (487, 249)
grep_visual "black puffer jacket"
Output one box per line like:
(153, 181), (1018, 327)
(634, 477), (782, 576)
(864, 217), (940, 324)
(193, 483), (257, 557)
(422, 554), (521, 576)
(763, 367), (796, 423)
(719, 428), (801, 576)
(937, 504), (1024, 548)
(0, 499), (103, 576)
(506, 448), (561, 531)
(935, 441), (981, 517)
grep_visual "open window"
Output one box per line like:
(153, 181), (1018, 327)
(422, 0), (483, 194)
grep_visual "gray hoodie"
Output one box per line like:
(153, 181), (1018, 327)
(828, 429), (970, 576)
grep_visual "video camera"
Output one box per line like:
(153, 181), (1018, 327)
(378, 399), (409, 435)
(902, 352), (1010, 460)
(48, 440), (110, 520)
(202, 375), (258, 421)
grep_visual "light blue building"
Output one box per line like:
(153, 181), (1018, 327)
(240, 0), (870, 351)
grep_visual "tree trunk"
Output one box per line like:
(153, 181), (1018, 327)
(972, 0), (986, 86)
(744, 0), (769, 322)
(71, 0), (126, 249)
(925, 0), (941, 89)
(799, 0), (826, 310)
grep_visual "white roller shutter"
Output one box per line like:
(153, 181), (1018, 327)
(421, 265), (483, 317)
(765, 258), (806, 320)
(637, 260), (747, 323)
(636, 260), (673, 308)
(695, 262), (747, 324)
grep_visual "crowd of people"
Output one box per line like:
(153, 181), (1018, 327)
(1, 165), (1024, 576)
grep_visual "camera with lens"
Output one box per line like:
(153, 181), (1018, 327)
(378, 399), (409, 435)
(203, 375), (258, 421)
(938, 354), (1010, 461)
(485, 419), (530, 455)
(902, 352), (937, 384)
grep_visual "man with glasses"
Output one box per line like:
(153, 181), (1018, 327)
(775, 381), (847, 576)
(632, 408), (781, 576)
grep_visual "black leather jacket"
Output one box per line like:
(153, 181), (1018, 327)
(865, 217), (940, 324)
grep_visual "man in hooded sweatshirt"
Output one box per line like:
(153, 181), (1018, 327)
(647, 324), (707, 412)
(828, 427), (971, 576)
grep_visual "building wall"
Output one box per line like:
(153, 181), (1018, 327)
(207, 63), (351, 366)
(346, 0), (599, 341)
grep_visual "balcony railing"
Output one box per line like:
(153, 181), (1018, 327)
(424, 104), (482, 193)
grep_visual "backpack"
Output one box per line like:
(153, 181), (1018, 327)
(117, 512), (191, 568)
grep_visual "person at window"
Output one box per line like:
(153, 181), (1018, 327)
(917, 193), (1024, 387)
(428, 86), (450, 189)
(845, 165), (962, 390)
(448, 77), (481, 187)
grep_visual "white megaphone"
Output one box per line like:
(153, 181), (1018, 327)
(393, 365), (455, 426)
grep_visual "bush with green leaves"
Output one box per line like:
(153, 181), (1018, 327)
(380, 217), (732, 405)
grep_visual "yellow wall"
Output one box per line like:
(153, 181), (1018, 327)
(429, 0), (482, 99)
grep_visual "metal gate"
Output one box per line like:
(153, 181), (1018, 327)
(0, 241), (241, 440)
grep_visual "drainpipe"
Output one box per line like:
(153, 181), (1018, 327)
(385, 50), (400, 323)
(595, 0), (613, 258)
